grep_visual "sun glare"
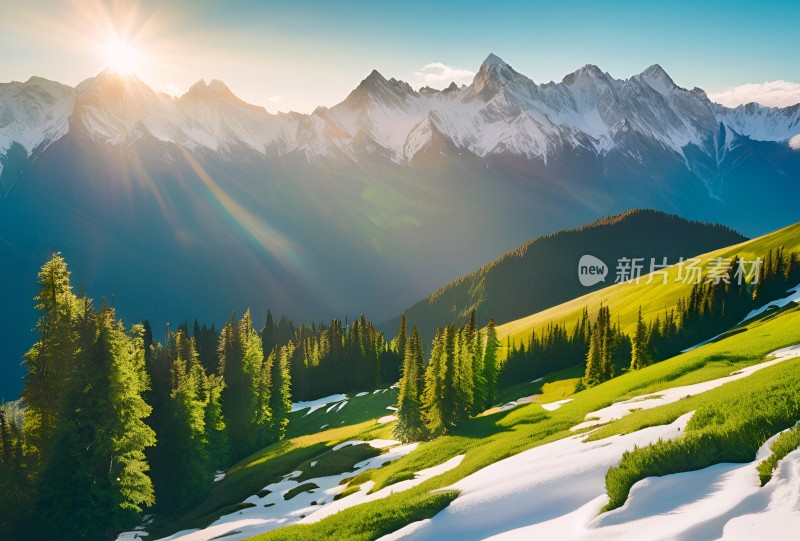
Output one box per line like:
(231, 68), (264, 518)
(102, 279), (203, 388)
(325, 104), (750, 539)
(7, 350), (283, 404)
(103, 36), (144, 76)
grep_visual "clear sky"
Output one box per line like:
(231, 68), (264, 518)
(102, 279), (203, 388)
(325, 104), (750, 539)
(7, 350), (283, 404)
(2, 0), (799, 113)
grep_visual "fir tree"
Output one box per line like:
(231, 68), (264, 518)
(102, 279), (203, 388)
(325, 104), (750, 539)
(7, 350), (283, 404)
(482, 318), (500, 407)
(22, 254), (79, 464)
(269, 343), (293, 441)
(630, 306), (651, 370)
(394, 327), (427, 442)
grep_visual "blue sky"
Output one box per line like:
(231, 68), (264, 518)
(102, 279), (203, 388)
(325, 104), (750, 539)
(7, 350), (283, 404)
(2, 0), (798, 112)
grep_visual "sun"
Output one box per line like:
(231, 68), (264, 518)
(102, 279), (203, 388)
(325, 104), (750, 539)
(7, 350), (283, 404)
(103, 36), (144, 76)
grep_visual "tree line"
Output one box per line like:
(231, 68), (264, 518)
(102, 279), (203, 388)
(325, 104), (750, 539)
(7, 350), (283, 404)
(499, 248), (800, 389)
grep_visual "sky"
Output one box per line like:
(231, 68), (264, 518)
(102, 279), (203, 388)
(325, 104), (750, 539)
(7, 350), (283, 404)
(1, 0), (799, 113)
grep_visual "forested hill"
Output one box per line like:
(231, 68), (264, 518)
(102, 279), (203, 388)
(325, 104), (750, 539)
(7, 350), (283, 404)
(386, 209), (747, 341)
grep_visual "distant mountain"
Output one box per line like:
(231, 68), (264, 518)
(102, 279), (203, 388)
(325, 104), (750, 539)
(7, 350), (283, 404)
(1, 54), (798, 399)
(384, 210), (747, 341)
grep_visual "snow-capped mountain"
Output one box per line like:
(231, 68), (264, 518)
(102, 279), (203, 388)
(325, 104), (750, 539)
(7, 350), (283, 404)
(2, 53), (799, 196)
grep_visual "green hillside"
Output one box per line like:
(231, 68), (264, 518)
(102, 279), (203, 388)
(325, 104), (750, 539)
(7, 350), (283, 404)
(497, 220), (800, 347)
(386, 209), (745, 343)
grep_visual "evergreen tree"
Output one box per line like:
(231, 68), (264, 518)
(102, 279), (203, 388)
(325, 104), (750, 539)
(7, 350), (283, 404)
(269, 343), (293, 441)
(22, 254), (79, 465)
(394, 327), (427, 442)
(482, 318), (500, 407)
(630, 306), (652, 370)
(421, 329), (447, 436)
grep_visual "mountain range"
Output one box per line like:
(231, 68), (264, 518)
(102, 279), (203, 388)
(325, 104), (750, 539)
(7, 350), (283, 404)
(1, 54), (799, 399)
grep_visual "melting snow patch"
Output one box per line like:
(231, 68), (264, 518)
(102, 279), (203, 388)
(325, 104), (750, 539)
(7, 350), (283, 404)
(332, 440), (363, 451)
(368, 439), (401, 449)
(790, 134), (800, 150)
(378, 415), (398, 424)
(154, 443), (420, 541)
(541, 399), (573, 411)
(740, 283), (800, 323)
(300, 454), (464, 525)
(386, 406), (398, 411)
(214, 471), (226, 483)
(355, 391), (369, 397)
(291, 394), (347, 414)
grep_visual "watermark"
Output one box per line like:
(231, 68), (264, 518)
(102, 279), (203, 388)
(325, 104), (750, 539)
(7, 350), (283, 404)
(578, 255), (608, 287)
(578, 255), (762, 287)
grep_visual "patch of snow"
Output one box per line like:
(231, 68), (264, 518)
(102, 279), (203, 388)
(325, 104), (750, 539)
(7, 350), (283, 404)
(291, 394), (347, 414)
(386, 406), (398, 411)
(335, 400), (348, 412)
(367, 439), (401, 449)
(499, 401), (518, 412)
(740, 283), (800, 323)
(213, 471), (226, 483)
(389, 414), (692, 541)
(154, 443), (419, 541)
(531, 377), (544, 383)
(790, 134), (800, 150)
(378, 415), (398, 424)
(332, 440), (363, 451)
(541, 399), (573, 412)
(355, 392), (369, 397)
(373, 389), (383, 394)
(376, 519), (432, 541)
(300, 454), (464, 525)
(320, 424), (329, 430)
(310, 461), (317, 468)
(573, 346), (800, 431)
(116, 532), (149, 540)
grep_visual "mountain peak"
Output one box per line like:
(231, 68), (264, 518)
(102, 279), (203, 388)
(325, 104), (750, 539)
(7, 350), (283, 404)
(562, 64), (608, 85)
(482, 53), (508, 70)
(185, 78), (235, 97)
(638, 64), (677, 94)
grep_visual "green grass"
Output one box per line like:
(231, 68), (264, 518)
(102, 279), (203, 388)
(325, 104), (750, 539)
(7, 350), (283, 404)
(249, 306), (800, 540)
(294, 443), (380, 482)
(286, 389), (398, 439)
(284, 483), (319, 501)
(757, 424), (800, 486)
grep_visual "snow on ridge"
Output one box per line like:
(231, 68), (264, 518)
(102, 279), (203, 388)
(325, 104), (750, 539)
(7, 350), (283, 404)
(2, 63), (800, 167)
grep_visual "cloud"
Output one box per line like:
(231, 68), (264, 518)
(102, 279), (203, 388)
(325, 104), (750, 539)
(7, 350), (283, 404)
(413, 62), (475, 89)
(709, 80), (800, 108)
(268, 95), (282, 103)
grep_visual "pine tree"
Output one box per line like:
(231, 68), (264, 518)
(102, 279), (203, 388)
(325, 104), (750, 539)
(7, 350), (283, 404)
(394, 327), (427, 442)
(22, 254), (79, 465)
(269, 343), (293, 441)
(630, 306), (651, 370)
(482, 318), (500, 406)
(421, 329), (447, 436)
